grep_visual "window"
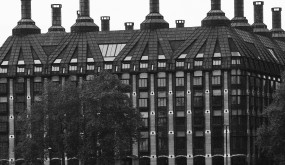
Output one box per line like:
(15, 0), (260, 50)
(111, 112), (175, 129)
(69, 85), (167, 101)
(232, 58), (241, 65)
(0, 84), (7, 94)
(212, 110), (223, 125)
(176, 61), (184, 68)
(158, 91), (167, 107)
(139, 92), (148, 108)
(193, 90), (203, 107)
(231, 89), (242, 105)
(176, 91), (185, 107)
(17, 67), (25, 73)
(15, 83), (24, 94)
(99, 44), (126, 57)
(157, 72), (166, 87)
(52, 65), (59, 72)
(121, 73), (130, 85)
(104, 64), (112, 70)
(194, 61), (203, 67)
(0, 67), (7, 73)
(213, 59), (221, 66)
(0, 142), (8, 158)
(87, 64), (95, 70)
(69, 65), (77, 71)
(122, 63), (130, 69)
(139, 73), (148, 88)
(212, 70), (221, 85)
(268, 48), (278, 62)
(193, 71), (203, 86)
(34, 66), (42, 72)
(139, 132), (149, 152)
(212, 89), (222, 107)
(158, 62), (166, 68)
(0, 103), (7, 113)
(176, 71), (184, 87)
(140, 63), (148, 69)
(231, 69), (242, 84)
(141, 112), (149, 128)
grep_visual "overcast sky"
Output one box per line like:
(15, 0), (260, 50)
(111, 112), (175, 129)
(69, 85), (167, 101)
(0, 0), (284, 46)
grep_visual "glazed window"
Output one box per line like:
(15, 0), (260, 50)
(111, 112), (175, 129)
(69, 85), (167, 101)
(139, 92), (148, 108)
(158, 91), (167, 107)
(121, 73), (130, 85)
(34, 66), (42, 72)
(139, 132), (149, 152)
(157, 72), (166, 87)
(193, 71), (203, 86)
(99, 44), (126, 57)
(176, 61), (184, 68)
(176, 71), (184, 87)
(52, 66), (59, 72)
(140, 63), (148, 69)
(212, 70), (221, 85)
(140, 112), (149, 128)
(122, 63), (130, 69)
(158, 62), (166, 68)
(87, 64), (95, 71)
(0, 67), (7, 73)
(104, 64), (112, 70)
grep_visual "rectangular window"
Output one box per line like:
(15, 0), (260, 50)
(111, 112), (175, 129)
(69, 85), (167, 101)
(0, 142), (8, 158)
(141, 112), (149, 128)
(157, 72), (166, 87)
(140, 63), (148, 69)
(158, 91), (167, 107)
(212, 89), (222, 107)
(139, 92), (148, 107)
(176, 91), (185, 107)
(15, 83), (25, 93)
(0, 103), (7, 113)
(232, 58), (241, 65)
(33, 82), (42, 93)
(139, 132), (149, 152)
(17, 67), (25, 73)
(139, 79), (148, 88)
(87, 64), (95, 71)
(52, 66), (59, 72)
(104, 64), (112, 70)
(34, 66), (42, 72)
(213, 59), (221, 66)
(193, 90), (203, 107)
(231, 69), (242, 85)
(212, 70), (221, 85)
(158, 62), (166, 68)
(176, 61), (184, 67)
(194, 61), (203, 67)
(0, 84), (7, 94)
(0, 122), (8, 132)
(122, 63), (130, 69)
(0, 68), (8, 73)
(193, 71), (203, 86)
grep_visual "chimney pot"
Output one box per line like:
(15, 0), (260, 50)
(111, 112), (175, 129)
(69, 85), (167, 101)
(211, 0), (221, 10)
(176, 20), (185, 28)
(272, 7), (282, 29)
(80, 0), (90, 17)
(150, 0), (159, 13)
(49, 4), (65, 32)
(234, 0), (244, 17)
(21, 0), (31, 19)
(125, 22), (134, 30)
(101, 16), (110, 31)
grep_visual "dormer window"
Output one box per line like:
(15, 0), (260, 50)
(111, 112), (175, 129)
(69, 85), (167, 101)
(104, 64), (113, 70)
(213, 53), (221, 66)
(140, 63), (148, 69)
(178, 54), (187, 59)
(194, 61), (203, 67)
(122, 63), (130, 69)
(0, 67), (7, 74)
(52, 66), (59, 72)
(141, 56), (148, 61)
(69, 65), (77, 71)
(17, 66), (25, 73)
(87, 64), (95, 71)
(34, 66), (42, 73)
(194, 53), (204, 67)
(158, 62), (166, 68)
(176, 61), (184, 68)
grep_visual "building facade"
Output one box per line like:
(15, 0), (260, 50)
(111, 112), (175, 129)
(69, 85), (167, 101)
(0, 0), (285, 165)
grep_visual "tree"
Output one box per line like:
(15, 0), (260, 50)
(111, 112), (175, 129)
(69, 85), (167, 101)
(16, 71), (142, 165)
(256, 76), (285, 165)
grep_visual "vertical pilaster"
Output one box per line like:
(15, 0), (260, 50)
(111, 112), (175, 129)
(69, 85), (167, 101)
(9, 79), (15, 165)
(168, 73), (175, 165)
(132, 75), (139, 165)
(150, 74), (157, 165)
(26, 78), (31, 115)
(223, 71), (231, 165)
(246, 74), (251, 165)
(186, 73), (194, 165)
(62, 77), (65, 86)
(205, 72), (212, 165)
(44, 78), (49, 165)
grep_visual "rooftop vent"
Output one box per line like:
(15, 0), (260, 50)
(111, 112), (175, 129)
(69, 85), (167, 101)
(48, 4), (65, 33)
(231, 0), (252, 31)
(271, 7), (285, 40)
(12, 0), (41, 36)
(101, 16), (110, 31)
(71, 0), (99, 33)
(202, 0), (230, 27)
(125, 22), (134, 30)
(252, 1), (271, 37)
(140, 0), (169, 30)
(176, 20), (185, 28)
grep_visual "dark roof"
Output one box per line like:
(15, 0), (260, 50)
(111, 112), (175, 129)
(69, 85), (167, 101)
(0, 24), (285, 76)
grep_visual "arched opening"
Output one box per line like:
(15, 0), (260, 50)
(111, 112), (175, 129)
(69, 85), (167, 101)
(194, 156), (205, 165)
(212, 156), (224, 165)
(157, 157), (168, 165)
(139, 157), (150, 165)
(175, 157), (186, 165)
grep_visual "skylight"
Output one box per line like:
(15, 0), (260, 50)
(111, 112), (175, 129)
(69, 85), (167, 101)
(179, 54), (187, 59)
(99, 44), (126, 57)
(268, 49), (278, 62)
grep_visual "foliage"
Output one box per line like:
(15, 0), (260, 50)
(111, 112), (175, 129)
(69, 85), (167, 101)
(256, 77), (285, 165)
(16, 71), (142, 164)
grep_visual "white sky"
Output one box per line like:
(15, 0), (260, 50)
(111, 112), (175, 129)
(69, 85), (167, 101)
(0, 0), (284, 46)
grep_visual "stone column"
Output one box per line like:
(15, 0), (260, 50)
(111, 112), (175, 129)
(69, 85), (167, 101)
(9, 79), (15, 165)
(132, 75), (139, 165)
(205, 72), (212, 165)
(186, 73), (194, 165)
(168, 73), (175, 165)
(223, 71), (231, 165)
(150, 74), (157, 165)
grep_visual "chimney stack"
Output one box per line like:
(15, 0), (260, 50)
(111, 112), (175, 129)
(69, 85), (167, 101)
(140, 0), (169, 30)
(202, 0), (230, 27)
(125, 22), (134, 30)
(12, 0), (41, 36)
(252, 1), (270, 37)
(48, 4), (65, 32)
(231, 0), (251, 31)
(271, 8), (285, 40)
(176, 20), (185, 28)
(71, 0), (99, 33)
(101, 16), (110, 31)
